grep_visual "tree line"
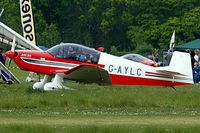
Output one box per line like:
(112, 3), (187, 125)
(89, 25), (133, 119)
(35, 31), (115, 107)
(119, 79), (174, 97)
(1, 0), (200, 55)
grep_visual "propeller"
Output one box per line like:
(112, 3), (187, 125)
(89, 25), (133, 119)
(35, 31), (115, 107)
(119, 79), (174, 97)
(7, 35), (16, 69)
(0, 8), (4, 18)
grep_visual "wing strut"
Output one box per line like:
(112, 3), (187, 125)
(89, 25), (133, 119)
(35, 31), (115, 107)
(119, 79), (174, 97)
(170, 74), (176, 91)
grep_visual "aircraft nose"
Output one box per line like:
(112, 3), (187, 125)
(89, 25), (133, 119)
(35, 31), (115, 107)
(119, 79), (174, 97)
(5, 51), (15, 59)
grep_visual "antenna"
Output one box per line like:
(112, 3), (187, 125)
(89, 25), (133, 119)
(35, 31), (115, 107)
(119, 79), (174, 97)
(0, 8), (4, 17)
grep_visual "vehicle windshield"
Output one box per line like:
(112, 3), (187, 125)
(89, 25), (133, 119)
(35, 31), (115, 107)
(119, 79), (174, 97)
(47, 43), (100, 64)
(122, 54), (150, 63)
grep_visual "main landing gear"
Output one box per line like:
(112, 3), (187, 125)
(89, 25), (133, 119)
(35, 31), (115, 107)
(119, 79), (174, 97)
(33, 74), (75, 91)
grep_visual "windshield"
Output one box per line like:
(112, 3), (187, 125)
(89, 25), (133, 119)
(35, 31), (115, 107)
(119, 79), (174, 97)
(122, 54), (150, 63)
(47, 43), (100, 64)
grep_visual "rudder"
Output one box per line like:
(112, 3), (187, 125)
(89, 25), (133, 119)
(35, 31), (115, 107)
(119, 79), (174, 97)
(169, 51), (193, 78)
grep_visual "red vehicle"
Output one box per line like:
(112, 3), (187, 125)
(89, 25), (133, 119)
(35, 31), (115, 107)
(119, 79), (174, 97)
(121, 54), (160, 67)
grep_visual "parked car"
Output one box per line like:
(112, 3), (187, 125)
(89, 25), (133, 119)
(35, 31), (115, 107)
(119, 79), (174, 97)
(121, 54), (160, 67)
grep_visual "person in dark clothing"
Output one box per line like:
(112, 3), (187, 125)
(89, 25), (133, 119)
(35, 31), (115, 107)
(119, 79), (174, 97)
(0, 48), (6, 65)
(186, 49), (196, 83)
(186, 49), (195, 69)
(155, 53), (159, 62)
(193, 62), (200, 85)
(0, 48), (7, 82)
(165, 49), (173, 66)
(191, 51), (195, 69)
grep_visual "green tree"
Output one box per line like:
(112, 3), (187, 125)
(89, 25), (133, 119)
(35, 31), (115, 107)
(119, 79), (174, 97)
(1, 0), (200, 54)
(38, 23), (61, 48)
(0, 0), (21, 33)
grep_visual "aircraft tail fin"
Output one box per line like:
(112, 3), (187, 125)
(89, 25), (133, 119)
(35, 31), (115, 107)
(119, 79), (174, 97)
(156, 51), (193, 85)
(169, 51), (193, 77)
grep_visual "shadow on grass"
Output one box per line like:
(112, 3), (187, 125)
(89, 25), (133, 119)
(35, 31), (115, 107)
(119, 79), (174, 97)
(26, 87), (45, 94)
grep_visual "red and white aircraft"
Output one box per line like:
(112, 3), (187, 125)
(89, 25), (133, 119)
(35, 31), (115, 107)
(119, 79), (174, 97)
(0, 21), (193, 90)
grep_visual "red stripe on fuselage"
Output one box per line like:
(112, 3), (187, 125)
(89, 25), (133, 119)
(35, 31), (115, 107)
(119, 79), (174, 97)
(109, 74), (192, 86)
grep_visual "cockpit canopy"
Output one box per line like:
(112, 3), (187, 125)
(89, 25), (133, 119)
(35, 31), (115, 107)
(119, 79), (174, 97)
(47, 43), (100, 64)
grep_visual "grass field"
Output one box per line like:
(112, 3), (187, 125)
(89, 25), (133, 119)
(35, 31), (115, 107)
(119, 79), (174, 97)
(0, 66), (200, 132)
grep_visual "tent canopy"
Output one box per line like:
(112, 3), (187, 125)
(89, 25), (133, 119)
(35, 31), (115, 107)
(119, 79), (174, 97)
(175, 39), (200, 51)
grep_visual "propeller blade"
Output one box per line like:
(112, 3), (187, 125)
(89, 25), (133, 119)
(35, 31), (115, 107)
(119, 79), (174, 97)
(7, 58), (12, 69)
(7, 35), (16, 69)
(0, 8), (4, 17)
(11, 35), (16, 52)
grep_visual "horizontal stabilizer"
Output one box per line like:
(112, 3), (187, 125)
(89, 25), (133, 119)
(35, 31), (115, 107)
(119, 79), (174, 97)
(156, 51), (193, 83)
(156, 67), (186, 76)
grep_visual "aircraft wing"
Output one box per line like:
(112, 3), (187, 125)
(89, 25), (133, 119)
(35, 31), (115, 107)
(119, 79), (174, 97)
(0, 21), (42, 51)
(54, 65), (112, 85)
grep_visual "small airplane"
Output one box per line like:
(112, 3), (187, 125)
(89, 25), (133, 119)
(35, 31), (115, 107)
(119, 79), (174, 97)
(5, 43), (194, 90)
(0, 21), (193, 90)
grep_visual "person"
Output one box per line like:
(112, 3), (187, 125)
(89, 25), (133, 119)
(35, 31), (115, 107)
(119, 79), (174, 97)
(26, 72), (32, 82)
(79, 54), (87, 62)
(194, 50), (199, 65)
(86, 54), (92, 63)
(0, 48), (6, 65)
(197, 49), (200, 62)
(193, 62), (200, 85)
(26, 72), (37, 82)
(155, 53), (159, 63)
(0, 48), (8, 83)
(67, 46), (76, 60)
(165, 49), (173, 66)
(186, 49), (195, 69)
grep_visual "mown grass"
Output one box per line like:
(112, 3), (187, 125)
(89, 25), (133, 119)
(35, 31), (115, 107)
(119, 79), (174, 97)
(1, 124), (200, 133)
(0, 82), (200, 109)
(1, 114), (200, 133)
(0, 63), (199, 132)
